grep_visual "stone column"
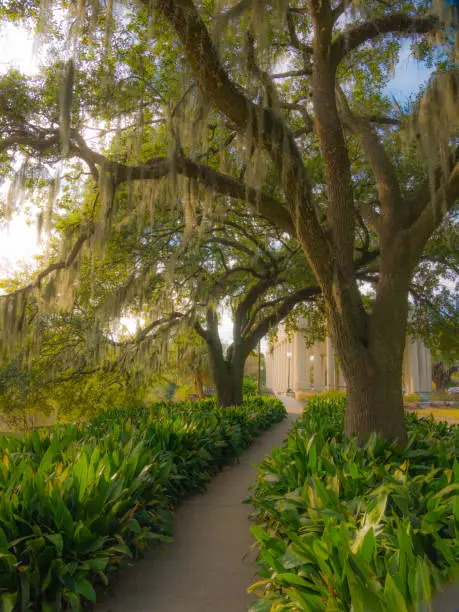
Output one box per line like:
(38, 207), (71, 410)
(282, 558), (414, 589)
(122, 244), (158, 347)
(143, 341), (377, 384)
(274, 344), (279, 393)
(265, 351), (272, 390)
(422, 344), (432, 393)
(419, 342), (427, 391)
(425, 348), (432, 392)
(294, 331), (308, 395)
(403, 340), (411, 393)
(408, 338), (420, 393)
(313, 341), (322, 391)
(326, 337), (335, 389)
(281, 341), (286, 392)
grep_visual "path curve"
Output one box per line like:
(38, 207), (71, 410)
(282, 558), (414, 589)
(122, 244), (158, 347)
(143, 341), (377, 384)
(95, 396), (303, 612)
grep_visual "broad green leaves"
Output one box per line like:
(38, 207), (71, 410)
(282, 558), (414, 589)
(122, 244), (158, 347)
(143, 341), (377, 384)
(249, 395), (459, 610)
(0, 396), (286, 609)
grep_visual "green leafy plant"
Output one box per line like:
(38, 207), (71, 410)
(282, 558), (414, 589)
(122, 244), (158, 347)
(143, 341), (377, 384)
(0, 396), (286, 610)
(243, 377), (258, 396)
(248, 395), (459, 611)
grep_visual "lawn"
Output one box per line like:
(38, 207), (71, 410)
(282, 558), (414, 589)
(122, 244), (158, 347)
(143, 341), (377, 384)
(409, 408), (459, 424)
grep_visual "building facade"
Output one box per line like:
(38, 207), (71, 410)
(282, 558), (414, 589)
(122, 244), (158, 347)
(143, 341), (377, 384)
(265, 326), (432, 397)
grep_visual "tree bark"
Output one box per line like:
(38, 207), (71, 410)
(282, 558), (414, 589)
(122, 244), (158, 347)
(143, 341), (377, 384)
(330, 265), (410, 444)
(207, 342), (245, 407)
(341, 349), (407, 444)
(194, 367), (205, 399)
(202, 309), (247, 407)
(432, 362), (457, 391)
(212, 359), (245, 407)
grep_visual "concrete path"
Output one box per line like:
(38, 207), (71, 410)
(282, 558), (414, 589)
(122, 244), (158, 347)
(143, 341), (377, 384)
(96, 397), (303, 612)
(95, 396), (458, 612)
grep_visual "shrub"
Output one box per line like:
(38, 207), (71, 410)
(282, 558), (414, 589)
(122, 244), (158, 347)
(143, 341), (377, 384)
(172, 382), (195, 401)
(404, 393), (420, 403)
(296, 390), (347, 403)
(0, 397), (286, 610)
(248, 396), (459, 611)
(243, 377), (258, 396)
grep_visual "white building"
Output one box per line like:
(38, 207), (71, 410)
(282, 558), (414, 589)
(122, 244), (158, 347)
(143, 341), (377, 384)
(265, 325), (432, 397)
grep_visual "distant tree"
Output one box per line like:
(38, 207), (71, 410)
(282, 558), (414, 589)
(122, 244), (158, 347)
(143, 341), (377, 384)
(432, 361), (458, 391)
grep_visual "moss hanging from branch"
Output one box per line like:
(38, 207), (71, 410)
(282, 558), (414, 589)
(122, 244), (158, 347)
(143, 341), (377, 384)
(59, 59), (75, 156)
(403, 69), (459, 203)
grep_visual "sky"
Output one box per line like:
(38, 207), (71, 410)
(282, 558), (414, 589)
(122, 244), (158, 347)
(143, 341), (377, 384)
(0, 24), (434, 341)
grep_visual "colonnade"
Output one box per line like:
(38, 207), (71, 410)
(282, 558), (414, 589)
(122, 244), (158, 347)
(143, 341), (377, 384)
(265, 329), (432, 397)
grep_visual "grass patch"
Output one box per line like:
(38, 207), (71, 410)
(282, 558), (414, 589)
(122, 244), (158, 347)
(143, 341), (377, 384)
(248, 395), (459, 611)
(411, 408), (459, 423)
(0, 397), (286, 610)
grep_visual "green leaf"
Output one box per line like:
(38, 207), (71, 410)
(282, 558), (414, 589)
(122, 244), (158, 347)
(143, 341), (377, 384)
(75, 578), (96, 603)
(384, 574), (408, 612)
(280, 549), (307, 570)
(127, 518), (141, 534)
(45, 533), (64, 553)
(0, 593), (18, 612)
(352, 527), (376, 564)
(276, 572), (310, 587)
(248, 600), (273, 612)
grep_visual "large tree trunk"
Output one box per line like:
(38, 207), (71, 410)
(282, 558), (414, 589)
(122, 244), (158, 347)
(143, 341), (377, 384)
(432, 362), (457, 391)
(329, 265), (410, 444)
(203, 308), (249, 407)
(342, 351), (407, 444)
(215, 364), (244, 408)
(211, 358), (245, 407)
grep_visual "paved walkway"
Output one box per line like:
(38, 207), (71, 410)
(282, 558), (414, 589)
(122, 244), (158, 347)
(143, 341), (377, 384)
(95, 396), (459, 611)
(96, 397), (303, 612)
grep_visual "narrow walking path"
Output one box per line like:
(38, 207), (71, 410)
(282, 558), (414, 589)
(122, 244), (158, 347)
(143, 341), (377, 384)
(96, 397), (303, 612)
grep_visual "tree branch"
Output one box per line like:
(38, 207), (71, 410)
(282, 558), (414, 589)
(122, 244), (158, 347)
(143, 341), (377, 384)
(0, 222), (95, 301)
(281, 102), (314, 135)
(234, 275), (278, 341)
(405, 147), (459, 228)
(271, 69), (312, 79)
(336, 87), (403, 219)
(152, 0), (333, 286)
(193, 319), (210, 342)
(247, 285), (322, 348)
(246, 31), (282, 110)
(286, 9), (313, 57)
(332, 13), (439, 66)
(111, 312), (184, 346)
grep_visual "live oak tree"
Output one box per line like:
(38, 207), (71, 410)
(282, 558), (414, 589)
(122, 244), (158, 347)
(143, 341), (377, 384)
(1, 193), (322, 407)
(175, 209), (322, 406)
(0, 0), (458, 441)
(69, 198), (327, 405)
(145, 0), (457, 444)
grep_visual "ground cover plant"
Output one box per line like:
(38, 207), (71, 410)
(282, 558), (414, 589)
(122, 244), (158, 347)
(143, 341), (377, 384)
(0, 396), (285, 610)
(248, 395), (459, 611)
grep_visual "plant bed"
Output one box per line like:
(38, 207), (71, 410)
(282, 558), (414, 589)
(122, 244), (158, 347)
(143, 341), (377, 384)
(248, 395), (459, 611)
(0, 396), (286, 610)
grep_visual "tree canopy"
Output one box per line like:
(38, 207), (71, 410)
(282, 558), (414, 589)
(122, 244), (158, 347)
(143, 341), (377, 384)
(0, 0), (457, 439)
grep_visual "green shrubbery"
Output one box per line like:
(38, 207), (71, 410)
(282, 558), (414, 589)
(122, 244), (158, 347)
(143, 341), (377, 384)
(0, 397), (285, 610)
(249, 395), (459, 611)
(243, 377), (258, 396)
